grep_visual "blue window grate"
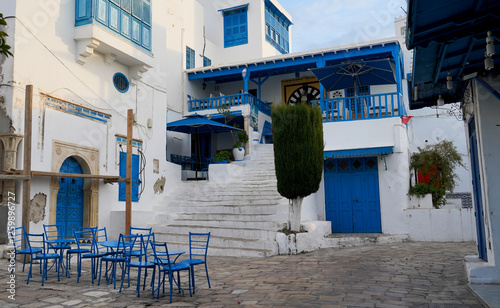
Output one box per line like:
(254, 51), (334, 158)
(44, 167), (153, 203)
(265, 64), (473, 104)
(186, 46), (195, 69)
(264, 0), (290, 54)
(203, 56), (212, 67)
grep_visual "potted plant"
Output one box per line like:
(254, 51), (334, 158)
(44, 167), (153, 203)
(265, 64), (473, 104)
(214, 150), (231, 164)
(232, 129), (249, 161)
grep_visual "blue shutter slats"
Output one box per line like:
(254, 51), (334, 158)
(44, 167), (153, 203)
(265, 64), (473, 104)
(119, 152), (140, 202)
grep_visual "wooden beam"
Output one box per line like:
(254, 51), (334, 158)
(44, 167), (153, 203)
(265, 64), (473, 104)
(30, 170), (125, 182)
(0, 174), (31, 180)
(22, 85), (32, 233)
(125, 109), (133, 235)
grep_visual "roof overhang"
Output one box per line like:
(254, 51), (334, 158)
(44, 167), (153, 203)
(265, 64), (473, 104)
(186, 40), (402, 85)
(406, 0), (500, 109)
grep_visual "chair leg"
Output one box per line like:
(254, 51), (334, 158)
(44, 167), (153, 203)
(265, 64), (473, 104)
(205, 263), (211, 288)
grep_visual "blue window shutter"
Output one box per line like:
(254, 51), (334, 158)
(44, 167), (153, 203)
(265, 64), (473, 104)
(132, 154), (139, 202)
(223, 8), (248, 48)
(75, 0), (93, 26)
(119, 152), (126, 201)
(119, 152), (140, 202)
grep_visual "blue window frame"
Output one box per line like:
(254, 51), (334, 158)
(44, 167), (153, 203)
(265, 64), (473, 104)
(119, 152), (139, 202)
(113, 73), (129, 93)
(264, 0), (290, 54)
(75, 0), (152, 51)
(186, 46), (195, 69)
(203, 56), (211, 67)
(221, 5), (248, 48)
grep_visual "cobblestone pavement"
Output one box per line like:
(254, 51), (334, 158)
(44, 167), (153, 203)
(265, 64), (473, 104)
(0, 242), (484, 307)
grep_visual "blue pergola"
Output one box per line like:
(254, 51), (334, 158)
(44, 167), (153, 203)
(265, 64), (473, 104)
(186, 41), (404, 102)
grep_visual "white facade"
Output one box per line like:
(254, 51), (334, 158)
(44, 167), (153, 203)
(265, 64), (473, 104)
(0, 0), (475, 254)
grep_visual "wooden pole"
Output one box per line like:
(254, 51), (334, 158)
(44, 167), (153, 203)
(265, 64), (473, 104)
(125, 109), (133, 235)
(22, 85), (33, 232)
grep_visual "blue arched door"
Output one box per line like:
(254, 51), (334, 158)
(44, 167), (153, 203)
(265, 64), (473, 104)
(56, 157), (84, 238)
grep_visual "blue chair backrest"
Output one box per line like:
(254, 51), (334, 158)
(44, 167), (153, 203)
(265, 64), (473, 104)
(44, 224), (63, 240)
(188, 232), (210, 260)
(74, 229), (96, 252)
(26, 233), (47, 253)
(151, 241), (174, 270)
(12, 226), (26, 251)
(121, 233), (140, 258)
(130, 227), (153, 252)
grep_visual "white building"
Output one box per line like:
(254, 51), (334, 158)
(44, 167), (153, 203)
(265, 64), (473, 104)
(0, 0), (474, 256)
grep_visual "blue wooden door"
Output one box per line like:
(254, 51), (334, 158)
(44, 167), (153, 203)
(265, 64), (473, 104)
(56, 157), (84, 238)
(469, 118), (487, 260)
(325, 157), (381, 233)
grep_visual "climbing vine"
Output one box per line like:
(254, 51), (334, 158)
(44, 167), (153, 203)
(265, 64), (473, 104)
(409, 140), (465, 208)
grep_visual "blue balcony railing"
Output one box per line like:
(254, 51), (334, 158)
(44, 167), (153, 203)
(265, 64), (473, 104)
(188, 93), (271, 116)
(313, 92), (405, 122)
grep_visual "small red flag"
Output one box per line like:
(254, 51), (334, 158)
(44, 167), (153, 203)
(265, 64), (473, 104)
(401, 115), (413, 125)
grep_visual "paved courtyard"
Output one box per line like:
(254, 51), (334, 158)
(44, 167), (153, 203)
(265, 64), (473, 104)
(0, 241), (484, 307)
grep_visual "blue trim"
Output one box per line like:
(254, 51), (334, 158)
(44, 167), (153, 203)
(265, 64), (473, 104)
(113, 72), (129, 93)
(324, 146), (393, 159)
(218, 4), (249, 12)
(43, 96), (111, 123)
(208, 110), (243, 120)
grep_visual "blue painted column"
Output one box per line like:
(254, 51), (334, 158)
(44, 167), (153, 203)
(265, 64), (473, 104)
(316, 59), (326, 109)
(242, 68), (250, 93)
(392, 47), (404, 114)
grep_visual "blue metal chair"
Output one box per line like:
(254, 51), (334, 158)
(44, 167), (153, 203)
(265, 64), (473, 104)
(74, 229), (106, 283)
(12, 226), (41, 273)
(178, 232), (211, 294)
(25, 233), (60, 285)
(151, 241), (192, 302)
(98, 233), (129, 288)
(120, 234), (156, 297)
(66, 226), (97, 273)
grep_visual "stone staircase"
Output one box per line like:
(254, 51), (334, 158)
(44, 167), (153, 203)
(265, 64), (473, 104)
(152, 145), (289, 257)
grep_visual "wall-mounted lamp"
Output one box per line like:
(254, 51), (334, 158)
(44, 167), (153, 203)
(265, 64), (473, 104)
(486, 31), (495, 57)
(446, 72), (453, 90)
(202, 82), (207, 90)
(437, 95), (444, 106)
(241, 68), (247, 78)
(485, 31), (495, 70)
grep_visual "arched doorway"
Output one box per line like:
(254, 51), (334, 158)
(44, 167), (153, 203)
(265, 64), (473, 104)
(56, 157), (84, 238)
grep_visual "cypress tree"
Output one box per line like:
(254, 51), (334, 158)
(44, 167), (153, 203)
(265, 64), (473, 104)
(272, 103), (323, 231)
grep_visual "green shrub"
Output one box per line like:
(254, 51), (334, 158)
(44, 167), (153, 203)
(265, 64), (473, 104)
(409, 140), (465, 208)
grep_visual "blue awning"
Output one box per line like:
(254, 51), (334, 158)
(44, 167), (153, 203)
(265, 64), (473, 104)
(324, 146), (393, 159)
